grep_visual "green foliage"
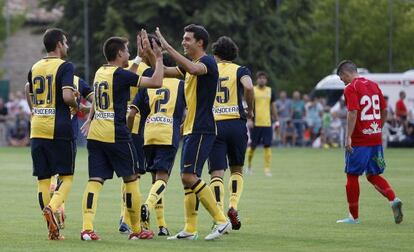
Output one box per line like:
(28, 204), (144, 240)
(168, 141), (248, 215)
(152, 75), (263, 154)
(40, 0), (414, 94)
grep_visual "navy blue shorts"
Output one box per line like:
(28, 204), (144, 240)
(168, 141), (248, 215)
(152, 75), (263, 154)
(250, 126), (273, 148)
(31, 138), (76, 180)
(181, 134), (216, 177)
(132, 133), (145, 173)
(87, 140), (140, 180)
(345, 145), (386, 176)
(144, 145), (177, 175)
(208, 119), (248, 172)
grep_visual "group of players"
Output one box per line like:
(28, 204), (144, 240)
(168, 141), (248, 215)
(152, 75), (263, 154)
(27, 24), (277, 241)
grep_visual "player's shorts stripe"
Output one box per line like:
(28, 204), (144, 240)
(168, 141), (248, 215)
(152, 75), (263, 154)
(87, 193), (94, 209)
(193, 135), (204, 174)
(127, 143), (136, 175)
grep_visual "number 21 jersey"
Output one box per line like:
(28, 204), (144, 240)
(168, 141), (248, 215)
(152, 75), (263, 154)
(344, 77), (386, 146)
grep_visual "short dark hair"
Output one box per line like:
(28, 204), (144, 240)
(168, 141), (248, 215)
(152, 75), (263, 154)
(336, 60), (357, 75)
(184, 24), (209, 50)
(162, 52), (176, 67)
(147, 34), (161, 49)
(43, 28), (66, 52)
(212, 36), (239, 61)
(103, 37), (128, 61)
(256, 71), (267, 79)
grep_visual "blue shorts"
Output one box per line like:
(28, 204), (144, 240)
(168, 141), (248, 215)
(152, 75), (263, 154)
(144, 145), (177, 175)
(87, 140), (140, 180)
(181, 134), (216, 177)
(208, 119), (248, 172)
(250, 126), (273, 148)
(31, 138), (76, 180)
(132, 133), (145, 173)
(345, 145), (386, 176)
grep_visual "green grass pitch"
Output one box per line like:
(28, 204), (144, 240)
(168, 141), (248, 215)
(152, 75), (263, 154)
(0, 147), (412, 251)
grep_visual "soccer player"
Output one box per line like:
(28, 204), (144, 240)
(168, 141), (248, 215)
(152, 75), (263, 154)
(335, 60), (403, 224)
(207, 36), (254, 230)
(28, 28), (79, 240)
(118, 37), (155, 235)
(156, 25), (232, 240)
(246, 71), (277, 176)
(79, 30), (164, 241)
(128, 53), (185, 236)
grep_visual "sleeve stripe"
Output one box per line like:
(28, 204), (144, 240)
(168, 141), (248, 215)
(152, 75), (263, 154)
(130, 104), (139, 111)
(176, 66), (185, 78)
(137, 75), (142, 88)
(62, 86), (75, 90)
(199, 63), (208, 75)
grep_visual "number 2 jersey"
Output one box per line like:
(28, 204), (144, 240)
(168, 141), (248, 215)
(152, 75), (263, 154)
(87, 65), (141, 143)
(213, 62), (251, 121)
(344, 77), (386, 146)
(132, 78), (185, 148)
(28, 57), (75, 140)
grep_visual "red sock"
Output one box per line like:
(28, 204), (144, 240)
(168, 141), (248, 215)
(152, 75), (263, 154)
(366, 175), (396, 201)
(346, 174), (359, 219)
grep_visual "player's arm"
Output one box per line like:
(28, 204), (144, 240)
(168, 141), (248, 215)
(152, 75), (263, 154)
(138, 30), (163, 88)
(80, 98), (95, 136)
(61, 63), (79, 109)
(240, 75), (254, 119)
(344, 87), (359, 152)
(156, 27), (207, 76)
(24, 82), (33, 111)
(127, 106), (138, 131)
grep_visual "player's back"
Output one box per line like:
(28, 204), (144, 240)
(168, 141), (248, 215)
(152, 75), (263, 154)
(142, 78), (185, 148)
(213, 62), (250, 121)
(344, 77), (385, 146)
(88, 65), (132, 143)
(29, 57), (74, 140)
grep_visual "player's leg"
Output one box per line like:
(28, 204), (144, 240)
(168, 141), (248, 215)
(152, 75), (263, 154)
(119, 182), (132, 234)
(81, 140), (109, 241)
(365, 145), (403, 224)
(337, 147), (367, 224)
(226, 119), (248, 230)
(111, 141), (154, 240)
(263, 127), (273, 177)
(246, 126), (259, 174)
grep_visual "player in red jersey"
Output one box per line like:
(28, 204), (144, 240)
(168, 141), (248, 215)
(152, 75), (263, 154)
(335, 60), (403, 224)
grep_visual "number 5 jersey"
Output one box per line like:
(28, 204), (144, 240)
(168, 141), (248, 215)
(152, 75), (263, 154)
(344, 77), (387, 146)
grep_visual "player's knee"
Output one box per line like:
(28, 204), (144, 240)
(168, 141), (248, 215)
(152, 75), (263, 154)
(181, 173), (197, 187)
(122, 174), (139, 183)
(156, 171), (169, 183)
(210, 170), (224, 179)
(230, 166), (243, 174)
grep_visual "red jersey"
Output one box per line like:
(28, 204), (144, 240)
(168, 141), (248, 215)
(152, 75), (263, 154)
(395, 99), (407, 118)
(344, 77), (386, 146)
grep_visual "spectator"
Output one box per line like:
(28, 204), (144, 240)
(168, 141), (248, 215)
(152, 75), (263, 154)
(0, 98), (9, 146)
(276, 91), (292, 145)
(7, 106), (30, 147)
(15, 91), (31, 116)
(384, 96), (394, 121)
(331, 98), (347, 147)
(321, 105), (332, 148)
(305, 97), (323, 144)
(5, 92), (19, 118)
(282, 120), (296, 147)
(395, 91), (407, 121)
(291, 91), (306, 146)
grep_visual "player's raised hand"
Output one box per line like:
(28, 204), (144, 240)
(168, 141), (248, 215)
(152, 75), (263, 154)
(155, 27), (170, 50)
(137, 33), (145, 58)
(141, 29), (151, 53)
(152, 39), (163, 60)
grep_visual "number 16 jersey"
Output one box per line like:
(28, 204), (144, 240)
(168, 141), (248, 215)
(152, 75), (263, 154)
(344, 77), (386, 146)
(88, 65), (141, 143)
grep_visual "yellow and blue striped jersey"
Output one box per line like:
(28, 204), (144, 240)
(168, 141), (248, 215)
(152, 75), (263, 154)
(87, 65), (141, 143)
(253, 86), (275, 127)
(177, 55), (218, 135)
(127, 61), (153, 135)
(132, 78), (185, 148)
(27, 56), (75, 140)
(213, 62), (251, 121)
